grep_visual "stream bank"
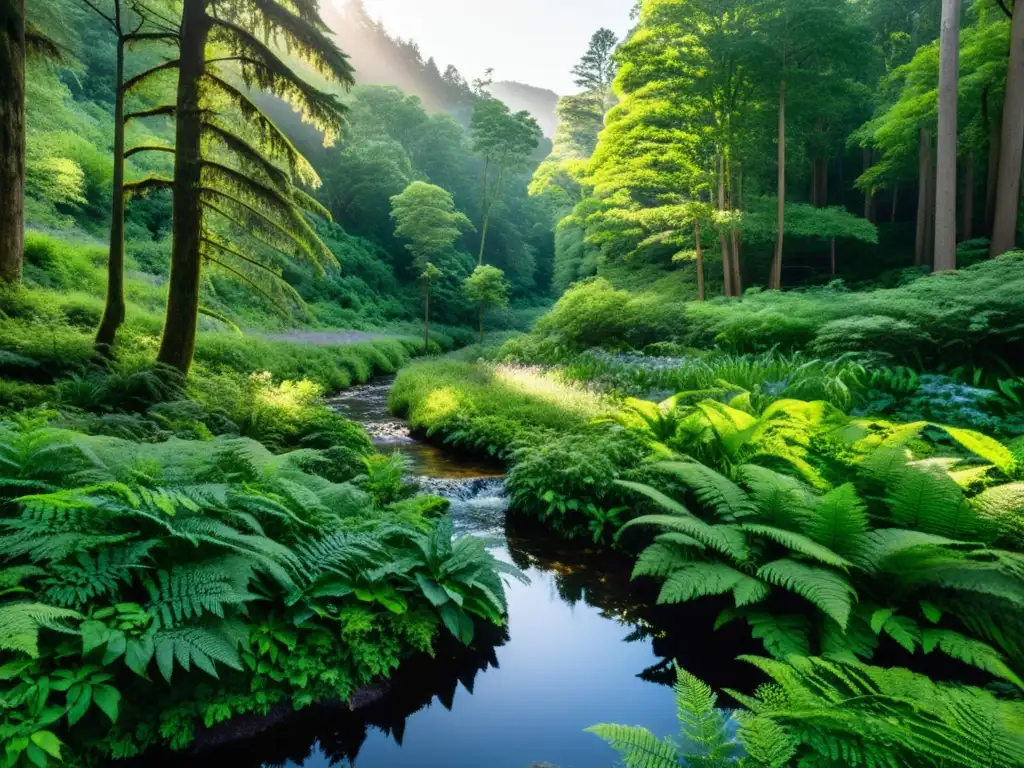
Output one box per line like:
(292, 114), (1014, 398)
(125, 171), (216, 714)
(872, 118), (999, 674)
(157, 375), (757, 768)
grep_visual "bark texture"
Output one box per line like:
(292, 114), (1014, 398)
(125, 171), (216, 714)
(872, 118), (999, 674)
(933, 0), (960, 272)
(158, 0), (209, 374)
(991, 0), (1024, 256)
(96, 30), (128, 349)
(0, 0), (26, 283)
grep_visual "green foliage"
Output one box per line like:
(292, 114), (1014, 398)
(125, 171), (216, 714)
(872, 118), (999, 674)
(390, 182), (474, 268)
(591, 658), (1024, 768)
(532, 254), (1024, 371)
(0, 408), (515, 762)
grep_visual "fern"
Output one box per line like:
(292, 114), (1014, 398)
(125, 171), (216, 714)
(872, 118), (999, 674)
(657, 562), (768, 608)
(40, 542), (156, 609)
(632, 538), (695, 579)
(144, 560), (259, 629)
(619, 512), (749, 562)
(655, 461), (757, 521)
(736, 464), (813, 530)
(734, 655), (1024, 768)
(922, 629), (1024, 690)
(152, 624), (245, 683)
(885, 459), (981, 539)
(586, 724), (681, 768)
(755, 559), (855, 629)
(0, 602), (81, 657)
(804, 483), (871, 565)
(739, 524), (851, 568)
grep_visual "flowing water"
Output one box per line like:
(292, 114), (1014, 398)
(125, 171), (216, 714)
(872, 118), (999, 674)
(180, 376), (756, 768)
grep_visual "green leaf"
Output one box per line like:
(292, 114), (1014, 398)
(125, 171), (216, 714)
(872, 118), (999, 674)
(92, 685), (120, 723)
(125, 635), (154, 677)
(29, 731), (63, 760)
(870, 608), (897, 635)
(66, 684), (92, 726)
(102, 631), (127, 666)
(415, 573), (451, 607)
(0, 659), (34, 680)
(25, 743), (49, 768)
(80, 620), (110, 655)
(920, 601), (942, 624)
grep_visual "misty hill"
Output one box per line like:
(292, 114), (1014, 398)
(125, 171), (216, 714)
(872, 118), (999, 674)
(489, 82), (560, 138)
(322, 1), (558, 136)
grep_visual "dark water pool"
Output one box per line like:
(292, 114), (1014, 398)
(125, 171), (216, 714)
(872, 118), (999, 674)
(176, 378), (755, 768)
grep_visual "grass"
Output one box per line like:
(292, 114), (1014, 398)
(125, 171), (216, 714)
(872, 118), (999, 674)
(389, 360), (612, 458)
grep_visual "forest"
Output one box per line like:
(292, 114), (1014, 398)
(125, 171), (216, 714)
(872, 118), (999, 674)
(1, 0), (1024, 765)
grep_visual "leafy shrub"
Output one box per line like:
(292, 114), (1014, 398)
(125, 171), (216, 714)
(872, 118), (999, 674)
(0, 422), (520, 763)
(590, 659), (1024, 768)
(532, 253), (1024, 372)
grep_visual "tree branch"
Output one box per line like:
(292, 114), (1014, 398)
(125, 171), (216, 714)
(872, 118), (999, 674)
(997, 0), (1013, 19)
(77, 0), (116, 29)
(125, 31), (179, 45)
(124, 144), (175, 158)
(123, 59), (180, 93)
(125, 105), (176, 123)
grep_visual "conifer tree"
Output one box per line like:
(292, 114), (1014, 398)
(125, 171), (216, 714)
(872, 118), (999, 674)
(126, 0), (355, 373)
(76, 0), (178, 351)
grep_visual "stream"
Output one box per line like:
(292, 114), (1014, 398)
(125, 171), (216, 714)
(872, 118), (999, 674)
(177, 376), (756, 768)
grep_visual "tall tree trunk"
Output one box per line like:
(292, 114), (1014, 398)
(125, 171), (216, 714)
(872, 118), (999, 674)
(478, 308), (483, 343)
(983, 87), (1001, 237)
(731, 230), (743, 295)
(915, 128), (934, 266)
(423, 283), (430, 351)
(814, 156), (828, 208)
(477, 163), (502, 265)
(772, 76), (786, 290)
(157, 0), (209, 374)
(830, 237), (836, 275)
(992, 0), (1024, 256)
(892, 182), (899, 222)
(0, 0), (26, 283)
(694, 219), (705, 301)
(962, 152), (974, 242)
(934, 0), (960, 272)
(477, 214), (490, 266)
(718, 154), (732, 297)
(96, 31), (127, 350)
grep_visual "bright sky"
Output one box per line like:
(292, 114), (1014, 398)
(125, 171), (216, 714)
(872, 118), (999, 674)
(353, 0), (636, 96)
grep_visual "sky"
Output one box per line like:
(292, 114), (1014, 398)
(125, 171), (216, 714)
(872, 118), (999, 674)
(351, 0), (636, 96)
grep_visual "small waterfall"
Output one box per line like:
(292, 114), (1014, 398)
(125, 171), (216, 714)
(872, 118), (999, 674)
(414, 476), (509, 535)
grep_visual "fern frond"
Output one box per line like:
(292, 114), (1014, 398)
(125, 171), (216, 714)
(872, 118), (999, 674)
(619, 513), (748, 563)
(585, 724), (680, 768)
(755, 559), (855, 629)
(804, 483), (871, 566)
(0, 602), (81, 657)
(655, 562), (768, 608)
(153, 625), (244, 683)
(144, 560), (259, 629)
(740, 524), (851, 568)
(922, 629), (1024, 690)
(655, 461), (758, 521)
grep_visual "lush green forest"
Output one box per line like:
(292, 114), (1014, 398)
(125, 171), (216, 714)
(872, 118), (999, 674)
(2, 0), (1024, 765)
